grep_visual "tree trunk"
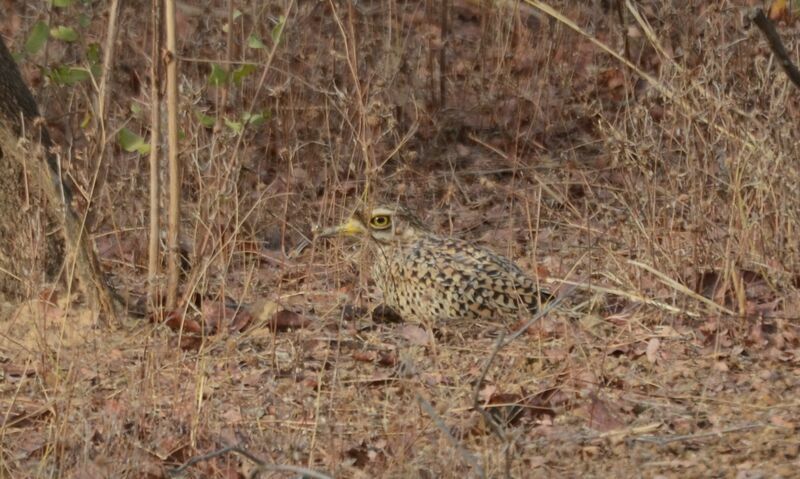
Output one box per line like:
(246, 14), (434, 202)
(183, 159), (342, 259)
(0, 37), (117, 321)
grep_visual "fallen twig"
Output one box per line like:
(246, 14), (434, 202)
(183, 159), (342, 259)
(751, 9), (800, 91)
(555, 279), (699, 317)
(632, 423), (766, 446)
(169, 444), (332, 479)
(628, 260), (736, 316)
(416, 394), (485, 478)
(472, 330), (510, 441)
(466, 288), (575, 476)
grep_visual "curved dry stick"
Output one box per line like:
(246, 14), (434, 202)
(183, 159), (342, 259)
(751, 8), (800, 90)
(169, 444), (332, 479)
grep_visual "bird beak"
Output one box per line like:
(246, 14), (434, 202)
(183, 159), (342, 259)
(318, 217), (367, 238)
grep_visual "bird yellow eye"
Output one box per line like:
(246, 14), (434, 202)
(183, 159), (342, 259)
(369, 214), (391, 229)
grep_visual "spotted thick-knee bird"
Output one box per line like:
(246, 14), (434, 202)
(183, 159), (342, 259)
(321, 205), (550, 323)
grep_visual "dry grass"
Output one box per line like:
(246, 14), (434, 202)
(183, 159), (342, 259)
(2, 0), (800, 477)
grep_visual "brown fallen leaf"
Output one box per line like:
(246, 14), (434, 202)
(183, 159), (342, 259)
(399, 324), (431, 346)
(268, 309), (311, 332)
(646, 337), (660, 364)
(377, 351), (397, 367)
(201, 301), (251, 334)
(161, 310), (203, 334)
(476, 386), (558, 430)
(178, 336), (203, 351)
(352, 350), (377, 362)
(228, 308), (254, 333)
(342, 304), (369, 321)
(523, 387), (559, 420)
(485, 392), (526, 427)
(221, 408), (243, 424)
(582, 393), (626, 433)
(249, 298), (279, 322)
(770, 414), (795, 429)
(478, 384), (497, 404)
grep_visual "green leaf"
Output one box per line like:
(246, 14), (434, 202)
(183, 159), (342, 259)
(53, 0), (74, 7)
(50, 25), (79, 42)
(48, 66), (90, 85)
(243, 110), (269, 126)
(195, 110), (216, 128)
(224, 118), (243, 134)
(247, 33), (265, 50)
(271, 16), (286, 45)
(233, 9), (242, 20)
(80, 111), (91, 129)
(25, 21), (49, 55)
(86, 42), (101, 65)
(118, 127), (150, 154)
(207, 64), (229, 86)
(232, 64), (256, 85)
(90, 62), (102, 79)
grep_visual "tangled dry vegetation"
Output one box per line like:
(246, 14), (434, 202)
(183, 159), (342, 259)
(2, 1), (800, 477)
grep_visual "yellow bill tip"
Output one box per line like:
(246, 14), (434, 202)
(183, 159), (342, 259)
(318, 217), (366, 238)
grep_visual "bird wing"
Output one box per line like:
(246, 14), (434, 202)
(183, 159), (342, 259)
(424, 240), (547, 317)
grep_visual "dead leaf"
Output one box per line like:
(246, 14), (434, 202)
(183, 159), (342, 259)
(770, 414), (795, 429)
(249, 298), (280, 322)
(228, 308), (254, 333)
(352, 351), (377, 362)
(626, 25), (642, 39)
(769, 0), (789, 21)
(600, 68), (625, 90)
(713, 361), (729, 372)
(269, 310), (311, 332)
(221, 408), (243, 424)
(399, 324), (431, 346)
(197, 299), (255, 334)
(161, 310), (203, 334)
(377, 351), (397, 367)
(646, 338), (660, 364)
(485, 392), (526, 426)
(341, 304), (369, 321)
(478, 384), (497, 403)
(178, 336), (203, 351)
(582, 394), (626, 432)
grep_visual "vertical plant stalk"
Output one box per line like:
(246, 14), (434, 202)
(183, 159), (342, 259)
(328, 0), (375, 195)
(87, 0), (121, 230)
(219, 0), (235, 110)
(616, 0), (630, 61)
(439, 0), (448, 108)
(59, 0), (123, 322)
(43, 0), (122, 321)
(97, 0), (120, 129)
(148, 0), (163, 307)
(165, 0), (181, 309)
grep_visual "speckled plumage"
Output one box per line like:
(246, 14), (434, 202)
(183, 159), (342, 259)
(325, 205), (549, 323)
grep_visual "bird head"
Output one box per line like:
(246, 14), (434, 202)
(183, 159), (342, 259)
(321, 205), (428, 245)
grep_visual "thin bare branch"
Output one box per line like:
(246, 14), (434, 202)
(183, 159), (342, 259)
(169, 444), (332, 479)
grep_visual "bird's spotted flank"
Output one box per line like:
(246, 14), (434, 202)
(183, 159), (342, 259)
(321, 205), (550, 323)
